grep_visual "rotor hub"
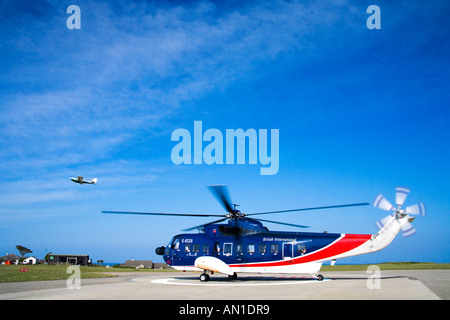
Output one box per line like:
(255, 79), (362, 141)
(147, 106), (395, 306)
(227, 210), (245, 219)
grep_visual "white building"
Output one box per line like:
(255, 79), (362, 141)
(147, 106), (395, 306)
(23, 257), (37, 265)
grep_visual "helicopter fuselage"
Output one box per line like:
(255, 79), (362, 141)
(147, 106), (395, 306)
(157, 218), (372, 276)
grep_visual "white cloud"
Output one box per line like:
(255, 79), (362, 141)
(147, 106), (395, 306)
(0, 0), (359, 176)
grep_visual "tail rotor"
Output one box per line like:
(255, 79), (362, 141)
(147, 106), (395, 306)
(373, 186), (426, 237)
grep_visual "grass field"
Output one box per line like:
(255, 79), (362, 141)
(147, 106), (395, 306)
(0, 265), (177, 283)
(0, 262), (449, 283)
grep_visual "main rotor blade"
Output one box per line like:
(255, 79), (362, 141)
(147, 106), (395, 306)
(182, 218), (229, 231)
(102, 211), (225, 217)
(255, 218), (310, 229)
(246, 202), (370, 216)
(208, 185), (234, 213)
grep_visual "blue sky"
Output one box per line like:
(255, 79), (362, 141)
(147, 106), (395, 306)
(1, 0), (449, 264)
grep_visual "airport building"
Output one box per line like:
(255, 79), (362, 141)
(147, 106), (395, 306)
(47, 254), (91, 266)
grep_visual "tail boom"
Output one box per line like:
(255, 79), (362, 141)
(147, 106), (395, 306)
(327, 214), (410, 261)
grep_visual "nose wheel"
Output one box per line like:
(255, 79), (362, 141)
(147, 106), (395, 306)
(199, 272), (238, 282)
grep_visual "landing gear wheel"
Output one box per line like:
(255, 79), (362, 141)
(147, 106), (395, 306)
(316, 274), (324, 281)
(228, 273), (237, 280)
(200, 273), (210, 282)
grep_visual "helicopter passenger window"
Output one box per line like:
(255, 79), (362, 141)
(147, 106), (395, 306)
(271, 244), (279, 254)
(236, 244), (243, 254)
(202, 244), (209, 253)
(296, 244), (306, 255)
(248, 244), (255, 253)
(185, 244), (192, 252)
(223, 243), (232, 256)
(259, 244), (266, 254)
(193, 244), (200, 253)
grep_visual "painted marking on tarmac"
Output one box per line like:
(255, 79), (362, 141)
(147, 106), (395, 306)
(151, 277), (330, 287)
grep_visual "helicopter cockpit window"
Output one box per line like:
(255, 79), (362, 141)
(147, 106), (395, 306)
(171, 237), (181, 250)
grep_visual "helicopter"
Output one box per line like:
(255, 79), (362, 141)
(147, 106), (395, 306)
(102, 185), (425, 282)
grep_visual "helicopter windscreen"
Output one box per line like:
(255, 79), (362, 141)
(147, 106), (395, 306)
(170, 236), (182, 250)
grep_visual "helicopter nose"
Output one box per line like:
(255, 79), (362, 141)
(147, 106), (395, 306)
(155, 246), (166, 255)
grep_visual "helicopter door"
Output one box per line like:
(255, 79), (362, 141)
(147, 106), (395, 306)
(213, 242), (220, 257)
(170, 237), (181, 264)
(283, 243), (294, 261)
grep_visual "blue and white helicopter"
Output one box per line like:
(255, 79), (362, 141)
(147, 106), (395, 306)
(103, 185), (425, 282)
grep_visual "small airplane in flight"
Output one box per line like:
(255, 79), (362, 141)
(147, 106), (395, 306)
(70, 176), (98, 185)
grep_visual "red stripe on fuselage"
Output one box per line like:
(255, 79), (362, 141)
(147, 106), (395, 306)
(230, 234), (371, 268)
